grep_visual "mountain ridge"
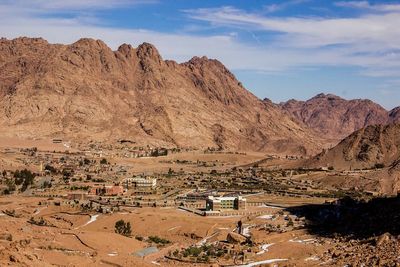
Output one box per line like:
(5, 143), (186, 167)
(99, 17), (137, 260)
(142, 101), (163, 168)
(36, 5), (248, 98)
(0, 37), (322, 155)
(280, 93), (398, 140)
(307, 123), (400, 170)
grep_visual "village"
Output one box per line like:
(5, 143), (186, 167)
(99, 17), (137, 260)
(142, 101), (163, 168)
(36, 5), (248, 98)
(0, 138), (382, 266)
(0, 138), (369, 213)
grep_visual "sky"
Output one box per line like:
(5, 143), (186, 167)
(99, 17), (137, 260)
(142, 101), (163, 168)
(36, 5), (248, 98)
(0, 0), (399, 109)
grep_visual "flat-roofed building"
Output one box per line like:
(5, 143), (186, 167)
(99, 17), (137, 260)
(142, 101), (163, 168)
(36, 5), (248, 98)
(122, 177), (157, 189)
(89, 185), (124, 196)
(67, 192), (89, 201)
(206, 196), (246, 211)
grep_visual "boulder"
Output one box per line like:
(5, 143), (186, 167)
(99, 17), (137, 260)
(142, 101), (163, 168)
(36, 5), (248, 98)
(376, 233), (393, 247)
(227, 232), (247, 244)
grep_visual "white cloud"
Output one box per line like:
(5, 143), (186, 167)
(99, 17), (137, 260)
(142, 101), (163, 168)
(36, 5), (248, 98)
(0, 0), (155, 11)
(335, 1), (371, 9)
(185, 6), (400, 48)
(335, 1), (400, 12)
(184, 5), (400, 77)
(263, 0), (311, 13)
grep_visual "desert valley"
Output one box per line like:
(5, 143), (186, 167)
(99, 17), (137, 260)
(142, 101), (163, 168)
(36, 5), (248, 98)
(0, 36), (399, 267)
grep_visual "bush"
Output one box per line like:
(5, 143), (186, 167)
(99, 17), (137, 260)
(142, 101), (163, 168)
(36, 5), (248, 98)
(5, 179), (16, 193)
(114, 220), (132, 237)
(42, 181), (52, 189)
(182, 246), (202, 257)
(13, 169), (35, 192)
(148, 235), (170, 245)
(29, 217), (46, 226)
(374, 163), (385, 169)
(44, 165), (57, 173)
(150, 148), (168, 157)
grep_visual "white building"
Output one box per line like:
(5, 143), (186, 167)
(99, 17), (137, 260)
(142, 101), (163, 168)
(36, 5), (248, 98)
(122, 177), (157, 189)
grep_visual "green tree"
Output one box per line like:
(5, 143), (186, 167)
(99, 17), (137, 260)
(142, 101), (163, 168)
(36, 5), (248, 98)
(13, 169), (35, 191)
(44, 165), (57, 173)
(115, 220), (132, 236)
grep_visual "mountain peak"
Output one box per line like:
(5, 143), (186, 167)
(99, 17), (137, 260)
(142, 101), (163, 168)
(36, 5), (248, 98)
(72, 38), (109, 50)
(187, 56), (209, 64)
(312, 93), (341, 100)
(136, 42), (162, 62)
(117, 43), (134, 56)
(282, 93), (389, 139)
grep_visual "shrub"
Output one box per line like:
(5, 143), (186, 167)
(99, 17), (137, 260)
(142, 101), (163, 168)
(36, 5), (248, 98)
(287, 218), (294, 227)
(29, 217), (46, 226)
(13, 169), (36, 192)
(114, 220), (132, 237)
(172, 249), (179, 257)
(182, 246), (203, 257)
(148, 235), (170, 245)
(374, 163), (385, 169)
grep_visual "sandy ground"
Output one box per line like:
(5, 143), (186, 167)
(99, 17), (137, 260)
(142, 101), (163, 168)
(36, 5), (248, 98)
(0, 139), (346, 266)
(113, 151), (266, 174)
(0, 137), (75, 152)
(0, 195), (335, 267)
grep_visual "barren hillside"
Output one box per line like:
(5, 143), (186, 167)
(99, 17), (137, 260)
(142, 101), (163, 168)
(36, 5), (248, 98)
(0, 37), (322, 155)
(281, 93), (391, 140)
(308, 124), (400, 170)
(389, 107), (400, 123)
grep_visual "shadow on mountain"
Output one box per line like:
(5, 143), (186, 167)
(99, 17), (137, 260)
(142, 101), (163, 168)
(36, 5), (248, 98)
(286, 195), (400, 239)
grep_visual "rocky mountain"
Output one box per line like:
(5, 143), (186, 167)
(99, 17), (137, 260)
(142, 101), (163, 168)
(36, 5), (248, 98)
(389, 107), (400, 123)
(280, 93), (393, 140)
(308, 124), (400, 171)
(0, 37), (322, 155)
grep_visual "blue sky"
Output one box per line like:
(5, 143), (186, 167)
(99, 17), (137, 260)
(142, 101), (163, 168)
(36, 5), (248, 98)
(0, 0), (399, 109)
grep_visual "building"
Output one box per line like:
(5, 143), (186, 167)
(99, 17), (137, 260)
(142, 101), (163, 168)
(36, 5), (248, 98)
(89, 185), (124, 196)
(122, 177), (157, 189)
(206, 196), (246, 211)
(177, 190), (218, 201)
(67, 192), (89, 201)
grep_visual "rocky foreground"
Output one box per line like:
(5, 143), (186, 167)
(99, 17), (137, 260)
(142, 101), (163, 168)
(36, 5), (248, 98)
(322, 233), (400, 266)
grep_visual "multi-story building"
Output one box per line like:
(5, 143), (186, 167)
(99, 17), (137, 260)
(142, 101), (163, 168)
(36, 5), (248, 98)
(89, 185), (124, 196)
(206, 196), (246, 211)
(122, 177), (157, 189)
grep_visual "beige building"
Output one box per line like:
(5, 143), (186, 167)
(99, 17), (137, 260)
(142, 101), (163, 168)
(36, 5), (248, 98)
(122, 177), (157, 189)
